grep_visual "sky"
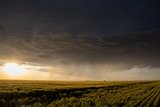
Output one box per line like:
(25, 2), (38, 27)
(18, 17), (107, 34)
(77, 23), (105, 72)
(0, 0), (160, 80)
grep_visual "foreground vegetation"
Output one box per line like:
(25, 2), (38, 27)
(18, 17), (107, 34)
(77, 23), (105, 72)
(0, 80), (159, 107)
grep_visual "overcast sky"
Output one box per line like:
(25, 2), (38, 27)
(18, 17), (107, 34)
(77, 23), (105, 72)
(0, 0), (160, 80)
(0, 0), (160, 35)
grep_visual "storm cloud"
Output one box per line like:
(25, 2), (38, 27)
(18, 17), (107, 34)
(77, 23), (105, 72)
(0, 0), (160, 80)
(0, 0), (160, 34)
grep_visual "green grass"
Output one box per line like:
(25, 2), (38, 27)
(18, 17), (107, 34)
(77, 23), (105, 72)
(0, 80), (159, 107)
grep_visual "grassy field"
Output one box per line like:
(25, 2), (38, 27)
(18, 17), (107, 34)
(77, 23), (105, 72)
(0, 80), (159, 107)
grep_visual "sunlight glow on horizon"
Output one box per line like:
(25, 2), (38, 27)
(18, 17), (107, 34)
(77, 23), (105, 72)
(3, 63), (26, 76)
(0, 61), (159, 80)
(0, 62), (52, 80)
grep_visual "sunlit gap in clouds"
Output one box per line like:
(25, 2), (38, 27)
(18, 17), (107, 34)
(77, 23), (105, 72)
(3, 63), (25, 76)
(0, 60), (51, 80)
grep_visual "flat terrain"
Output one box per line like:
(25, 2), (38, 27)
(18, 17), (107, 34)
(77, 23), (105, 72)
(0, 80), (159, 107)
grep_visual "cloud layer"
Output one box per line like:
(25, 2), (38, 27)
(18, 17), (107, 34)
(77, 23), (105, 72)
(0, 0), (160, 80)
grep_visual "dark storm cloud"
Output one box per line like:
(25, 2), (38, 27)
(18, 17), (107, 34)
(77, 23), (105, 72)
(0, 0), (160, 34)
(0, 0), (160, 80)
(0, 28), (160, 68)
